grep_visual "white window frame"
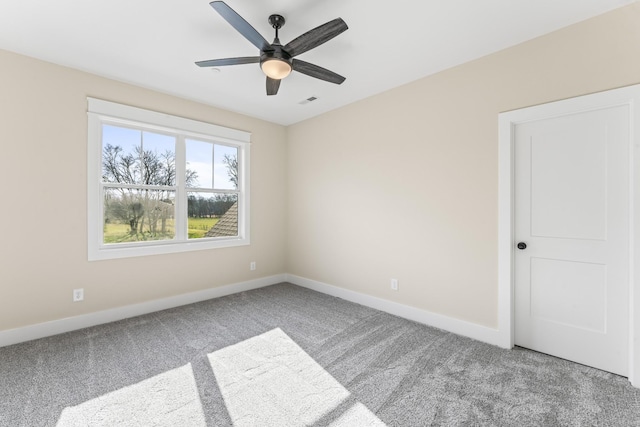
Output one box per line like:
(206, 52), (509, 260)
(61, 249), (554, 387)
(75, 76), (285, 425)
(87, 98), (250, 261)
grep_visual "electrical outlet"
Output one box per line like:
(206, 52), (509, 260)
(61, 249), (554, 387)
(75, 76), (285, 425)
(250, 261), (256, 271)
(390, 279), (399, 291)
(73, 288), (84, 302)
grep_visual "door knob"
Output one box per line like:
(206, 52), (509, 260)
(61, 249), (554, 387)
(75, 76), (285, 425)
(517, 242), (527, 250)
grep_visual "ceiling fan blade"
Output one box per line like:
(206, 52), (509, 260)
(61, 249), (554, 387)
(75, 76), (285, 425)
(292, 59), (346, 84)
(284, 18), (348, 57)
(210, 1), (271, 51)
(196, 57), (260, 67)
(266, 77), (281, 96)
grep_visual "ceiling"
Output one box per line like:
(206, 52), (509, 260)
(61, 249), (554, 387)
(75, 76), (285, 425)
(0, 0), (635, 126)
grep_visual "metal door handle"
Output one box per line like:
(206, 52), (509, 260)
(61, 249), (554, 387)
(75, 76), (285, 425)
(517, 242), (527, 250)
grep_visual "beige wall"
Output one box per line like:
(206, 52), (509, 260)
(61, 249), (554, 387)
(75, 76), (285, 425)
(286, 2), (640, 328)
(0, 50), (287, 331)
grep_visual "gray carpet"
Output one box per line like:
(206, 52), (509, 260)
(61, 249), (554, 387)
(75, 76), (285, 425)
(1, 283), (639, 426)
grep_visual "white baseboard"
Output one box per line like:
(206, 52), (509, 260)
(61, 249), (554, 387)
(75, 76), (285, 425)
(0, 274), (286, 348)
(1, 273), (504, 349)
(286, 274), (504, 348)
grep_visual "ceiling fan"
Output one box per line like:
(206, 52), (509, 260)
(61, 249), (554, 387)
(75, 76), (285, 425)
(196, 1), (348, 96)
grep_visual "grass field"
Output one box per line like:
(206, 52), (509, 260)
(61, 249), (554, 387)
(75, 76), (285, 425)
(103, 217), (219, 243)
(187, 217), (219, 238)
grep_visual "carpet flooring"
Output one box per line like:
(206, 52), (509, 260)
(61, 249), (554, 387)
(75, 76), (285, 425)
(1, 283), (639, 426)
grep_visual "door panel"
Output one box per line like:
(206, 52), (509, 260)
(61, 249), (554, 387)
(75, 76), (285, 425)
(530, 257), (606, 333)
(515, 105), (629, 376)
(530, 126), (607, 240)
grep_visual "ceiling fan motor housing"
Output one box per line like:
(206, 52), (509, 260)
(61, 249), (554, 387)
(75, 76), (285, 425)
(261, 44), (292, 66)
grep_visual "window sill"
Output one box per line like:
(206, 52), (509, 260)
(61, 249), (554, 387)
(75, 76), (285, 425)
(88, 237), (250, 261)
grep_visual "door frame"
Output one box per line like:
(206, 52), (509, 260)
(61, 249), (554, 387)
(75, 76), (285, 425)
(497, 84), (640, 387)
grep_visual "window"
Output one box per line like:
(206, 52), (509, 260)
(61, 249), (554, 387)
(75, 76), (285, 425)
(87, 98), (250, 260)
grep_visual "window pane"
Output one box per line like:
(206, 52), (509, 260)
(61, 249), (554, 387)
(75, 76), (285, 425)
(186, 139), (213, 188)
(187, 192), (238, 239)
(102, 125), (142, 184)
(102, 126), (177, 186)
(214, 144), (239, 190)
(104, 188), (176, 244)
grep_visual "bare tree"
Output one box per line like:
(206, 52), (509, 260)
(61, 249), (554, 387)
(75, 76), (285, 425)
(223, 153), (238, 188)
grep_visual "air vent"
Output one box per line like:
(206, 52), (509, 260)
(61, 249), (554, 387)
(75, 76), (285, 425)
(299, 96), (318, 105)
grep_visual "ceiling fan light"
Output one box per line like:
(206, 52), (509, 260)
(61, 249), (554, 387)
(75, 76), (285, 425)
(261, 59), (292, 80)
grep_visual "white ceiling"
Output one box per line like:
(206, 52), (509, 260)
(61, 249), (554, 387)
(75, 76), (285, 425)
(0, 0), (635, 125)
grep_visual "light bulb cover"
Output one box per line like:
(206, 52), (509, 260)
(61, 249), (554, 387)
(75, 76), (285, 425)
(261, 58), (292, 80)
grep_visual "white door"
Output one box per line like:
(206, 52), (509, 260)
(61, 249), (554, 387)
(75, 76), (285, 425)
(514, 104), (630, 376)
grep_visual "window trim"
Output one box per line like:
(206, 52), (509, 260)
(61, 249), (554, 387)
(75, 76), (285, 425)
(87, 98), (251, 261)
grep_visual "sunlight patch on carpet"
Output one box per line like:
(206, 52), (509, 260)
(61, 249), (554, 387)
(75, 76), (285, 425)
(208, 328), (386, 426)
(56, 363), (206, 426)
